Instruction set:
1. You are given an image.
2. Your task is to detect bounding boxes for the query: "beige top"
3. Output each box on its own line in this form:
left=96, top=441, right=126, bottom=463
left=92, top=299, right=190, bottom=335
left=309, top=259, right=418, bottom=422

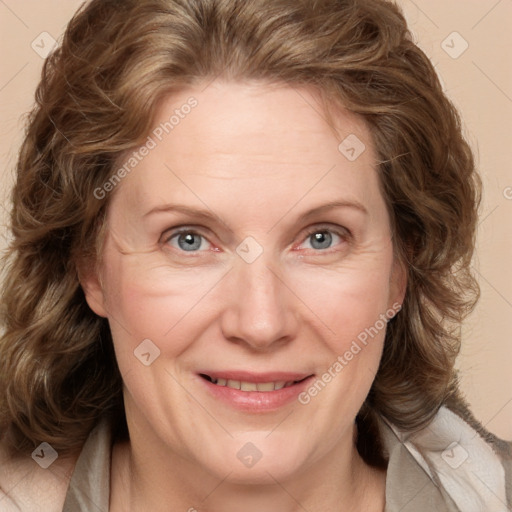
left=1, top=406, right=511, bottom=511
left=62, top=406, right=512, bottom=512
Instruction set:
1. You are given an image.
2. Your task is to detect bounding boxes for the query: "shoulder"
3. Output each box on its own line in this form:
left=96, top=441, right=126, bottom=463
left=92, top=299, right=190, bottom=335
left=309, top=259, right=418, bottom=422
left=0, top=434, right=78, bottom=512
left=379, top=405, right=512, bottom=511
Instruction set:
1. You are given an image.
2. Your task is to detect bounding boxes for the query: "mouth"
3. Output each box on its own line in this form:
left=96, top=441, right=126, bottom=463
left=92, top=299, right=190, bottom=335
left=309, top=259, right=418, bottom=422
left=197, top=371, right=314, bottom=411
left=199, top=374, right=309, bottom=392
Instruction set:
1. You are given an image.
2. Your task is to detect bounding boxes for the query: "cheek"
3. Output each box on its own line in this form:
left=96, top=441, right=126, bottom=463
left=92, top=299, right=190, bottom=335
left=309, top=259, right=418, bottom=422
left=290, top=258, right=394, bottom=352
left=102, top=253, right=225, bottom=366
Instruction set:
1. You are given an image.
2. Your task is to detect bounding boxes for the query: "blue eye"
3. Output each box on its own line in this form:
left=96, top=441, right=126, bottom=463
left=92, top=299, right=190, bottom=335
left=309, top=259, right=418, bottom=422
left=309, top=231, right=334, bottom=250
left=163, top=226, right=348, bottom=255
left=167, top=231, right=208, bottom=252
left=299, top=228, right=346, bottom=251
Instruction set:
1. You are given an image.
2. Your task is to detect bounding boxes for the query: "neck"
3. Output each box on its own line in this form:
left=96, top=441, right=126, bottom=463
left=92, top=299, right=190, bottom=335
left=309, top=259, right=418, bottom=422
left=110, top=420, right=386, bottom=512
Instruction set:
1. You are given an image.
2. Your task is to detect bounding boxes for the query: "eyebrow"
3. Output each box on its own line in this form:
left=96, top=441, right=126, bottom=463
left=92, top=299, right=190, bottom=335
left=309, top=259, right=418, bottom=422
left=143, top=200, right=368, bottom=224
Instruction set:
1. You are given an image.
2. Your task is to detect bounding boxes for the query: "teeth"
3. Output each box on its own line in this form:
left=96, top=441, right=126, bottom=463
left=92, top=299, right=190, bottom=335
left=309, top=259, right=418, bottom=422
left=256, top=382, right=275, bottom=392
left=240, top=381, right=258, bottom=391
left=210, top=378, right=298, bottom=392
left=227, top=379, right=241, bottom=390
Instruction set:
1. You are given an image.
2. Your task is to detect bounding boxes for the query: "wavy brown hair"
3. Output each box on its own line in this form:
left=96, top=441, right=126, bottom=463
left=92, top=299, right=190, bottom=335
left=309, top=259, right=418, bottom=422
left=0, top=0, right=486, bottom=464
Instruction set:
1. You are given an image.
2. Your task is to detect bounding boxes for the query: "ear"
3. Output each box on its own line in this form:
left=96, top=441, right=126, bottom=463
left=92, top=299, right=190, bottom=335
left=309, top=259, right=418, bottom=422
left=388, top=255, right=407, bottom=311
left=77, top=260, right=109, bottom=318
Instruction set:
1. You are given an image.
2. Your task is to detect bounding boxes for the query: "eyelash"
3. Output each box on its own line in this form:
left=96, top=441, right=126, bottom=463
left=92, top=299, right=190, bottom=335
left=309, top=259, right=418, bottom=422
left=299, top=225, right=350, bottom=252
left=163, top=224, right=350, bottom=255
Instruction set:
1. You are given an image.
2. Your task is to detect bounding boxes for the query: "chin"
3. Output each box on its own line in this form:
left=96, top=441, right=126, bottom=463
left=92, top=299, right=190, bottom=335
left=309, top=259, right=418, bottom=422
left=195, top=433, right=311, bottom=485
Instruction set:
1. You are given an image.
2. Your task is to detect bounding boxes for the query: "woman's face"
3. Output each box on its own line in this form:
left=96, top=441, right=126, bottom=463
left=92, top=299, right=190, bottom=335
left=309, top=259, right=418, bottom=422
left=84, top=80, right=405, bottom=483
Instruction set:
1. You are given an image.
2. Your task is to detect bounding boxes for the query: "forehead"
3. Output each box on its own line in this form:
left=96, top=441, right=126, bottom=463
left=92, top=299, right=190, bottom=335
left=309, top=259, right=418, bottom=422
left=111, top=81, right=383, bottom=218
left=152, top=80, right=369, bottom=164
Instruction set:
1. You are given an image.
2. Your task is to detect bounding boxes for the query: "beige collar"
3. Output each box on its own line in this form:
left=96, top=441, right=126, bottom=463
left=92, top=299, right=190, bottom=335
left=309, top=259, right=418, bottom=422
left=63, top=406, right=511, bottom=512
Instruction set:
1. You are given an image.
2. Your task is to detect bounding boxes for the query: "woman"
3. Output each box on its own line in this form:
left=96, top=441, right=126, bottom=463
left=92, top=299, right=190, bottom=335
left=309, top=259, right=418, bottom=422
left=0, top=0, right=510, bottom=510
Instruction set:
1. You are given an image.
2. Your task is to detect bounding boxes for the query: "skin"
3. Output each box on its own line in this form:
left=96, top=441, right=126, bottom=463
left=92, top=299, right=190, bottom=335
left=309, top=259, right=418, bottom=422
left=82, top=80, right=406, bottom=512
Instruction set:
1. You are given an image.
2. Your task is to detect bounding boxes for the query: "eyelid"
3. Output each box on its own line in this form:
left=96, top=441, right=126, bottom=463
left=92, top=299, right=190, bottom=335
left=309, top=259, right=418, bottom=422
left=162, top=224, right=210, bottom=238
left=294, top=223, right=351, bottom=251
left=161, top=223, right=351, bottom=253
left=161, top=226, right=216, bottom=251
left=301, top=223, right=350, bottom=238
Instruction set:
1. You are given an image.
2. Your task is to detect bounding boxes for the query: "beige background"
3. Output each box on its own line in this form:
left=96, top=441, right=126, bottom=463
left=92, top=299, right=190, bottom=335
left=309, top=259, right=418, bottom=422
left=1, top=1, right=511, bottom=439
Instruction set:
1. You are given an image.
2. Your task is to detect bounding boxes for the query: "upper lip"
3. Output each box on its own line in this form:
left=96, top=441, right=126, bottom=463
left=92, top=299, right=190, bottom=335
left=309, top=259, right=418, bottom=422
left=198, top=371, right=313, bottom=383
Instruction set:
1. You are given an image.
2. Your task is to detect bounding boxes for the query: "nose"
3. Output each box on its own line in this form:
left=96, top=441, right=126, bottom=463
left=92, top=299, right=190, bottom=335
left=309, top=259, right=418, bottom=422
left=219, top=251, right=299, bottom=351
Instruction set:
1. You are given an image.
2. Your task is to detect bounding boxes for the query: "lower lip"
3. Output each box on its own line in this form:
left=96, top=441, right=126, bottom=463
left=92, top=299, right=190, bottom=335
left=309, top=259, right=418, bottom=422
left=199, top=376, right=314, bottom=412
